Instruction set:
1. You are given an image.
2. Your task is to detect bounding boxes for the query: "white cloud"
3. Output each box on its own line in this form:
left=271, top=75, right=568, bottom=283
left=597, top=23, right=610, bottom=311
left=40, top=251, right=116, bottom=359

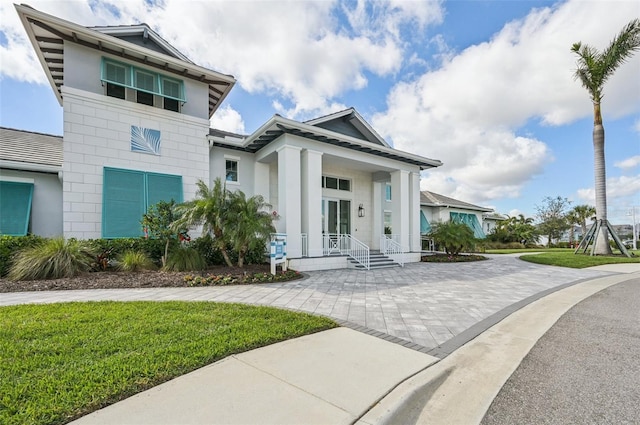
left=374, top=0, right=639, bottom=207
left=209, top=105, right=246, bottom=135
left=577, top=175, right=640, bottom=204
left=615, top=156, right=640, bottom=170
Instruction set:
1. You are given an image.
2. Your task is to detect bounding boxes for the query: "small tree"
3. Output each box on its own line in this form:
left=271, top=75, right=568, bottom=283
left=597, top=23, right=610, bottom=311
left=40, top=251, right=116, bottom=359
left=141, top=200, right=185, bottom=268
left=430, top=221, right=475, bottom=255
left=173, top=178, right=234, bottom=267
left=570, top=204, right=596, bottom=236
left=536, top=196, right=571, bottom=247
left=228, top=191, right=275, bottom=267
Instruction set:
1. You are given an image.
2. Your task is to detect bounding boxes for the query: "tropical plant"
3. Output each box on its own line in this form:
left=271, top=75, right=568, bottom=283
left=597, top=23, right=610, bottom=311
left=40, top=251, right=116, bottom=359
left=535, top=196, right=571, bottom=248
left=173, top=178, right=234, bottom=267
left=489, top=214, right=539, bottom=245
left=8, top=238, right=95, bottom=281
left=227, top=190, right=274, bottom=267
left=164, top=245, right=207, bottom=272
left=141, top=200, right=187, bottom=268
left=567, top=204, right=596, bottom=245
left=430, top=221, right=476, bottom=256
left=571, top=19, right=640, bottom=256
left=116, top=250, right=156, bottom=272
left=0, top=235, right=45, bottom=277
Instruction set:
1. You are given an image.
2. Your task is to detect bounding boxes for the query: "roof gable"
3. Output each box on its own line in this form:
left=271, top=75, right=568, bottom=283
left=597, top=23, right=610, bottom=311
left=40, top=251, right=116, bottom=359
left=92, top=24, right=191, bottom=62
left=15, top=4, right=235, bottom=118
left=304, top=108, right=390, bottom=147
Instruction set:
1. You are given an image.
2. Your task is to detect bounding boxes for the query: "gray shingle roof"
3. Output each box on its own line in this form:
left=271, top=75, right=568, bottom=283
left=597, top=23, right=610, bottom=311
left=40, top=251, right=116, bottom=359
left=421, top=190, right=493, bottom=212
left=0, top=127, right=63, bottom=168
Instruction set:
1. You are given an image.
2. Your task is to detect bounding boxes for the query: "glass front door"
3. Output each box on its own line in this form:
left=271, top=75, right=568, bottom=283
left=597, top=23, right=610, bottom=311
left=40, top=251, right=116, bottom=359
left=322, top=198, right=351, bottom=235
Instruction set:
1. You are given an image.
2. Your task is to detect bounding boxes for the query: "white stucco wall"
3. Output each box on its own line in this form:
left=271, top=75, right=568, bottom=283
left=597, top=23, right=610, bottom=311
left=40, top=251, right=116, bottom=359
left=209, top=147, right=256, bottom=195
left=64, top=43, right=210, bottom=120
left=61, top=86, right=210, bottom=239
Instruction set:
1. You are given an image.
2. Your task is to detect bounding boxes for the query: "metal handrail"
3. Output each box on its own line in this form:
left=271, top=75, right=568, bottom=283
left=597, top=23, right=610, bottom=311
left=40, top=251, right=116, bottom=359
left=323, top=233, right=370, bottom=270
left=380, top=234, right=404, bottom=267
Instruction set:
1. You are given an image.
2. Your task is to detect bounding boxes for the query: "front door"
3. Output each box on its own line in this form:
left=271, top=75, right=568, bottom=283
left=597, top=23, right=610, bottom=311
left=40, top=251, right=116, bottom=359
left=322, top=198, right=351, bottom=235
left=322, top=199, right=351, bottom=254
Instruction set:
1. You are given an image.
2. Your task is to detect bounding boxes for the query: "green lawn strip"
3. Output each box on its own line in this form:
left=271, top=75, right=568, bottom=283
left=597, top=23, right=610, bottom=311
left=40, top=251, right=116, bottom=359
left=485, top=248, right=573, bottom=254
left=519, top=251, right=640, bottom=268
left=0, top=301, right=337, bottom=425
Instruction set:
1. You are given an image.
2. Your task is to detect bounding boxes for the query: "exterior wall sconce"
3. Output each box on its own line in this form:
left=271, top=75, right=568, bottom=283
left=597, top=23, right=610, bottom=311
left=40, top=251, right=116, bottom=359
left=358, top=204, right=365, bottom=217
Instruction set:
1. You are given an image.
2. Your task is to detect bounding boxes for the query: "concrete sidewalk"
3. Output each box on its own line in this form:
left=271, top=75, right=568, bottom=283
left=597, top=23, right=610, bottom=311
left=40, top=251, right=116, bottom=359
left=70, top=328, right=438, bottom=425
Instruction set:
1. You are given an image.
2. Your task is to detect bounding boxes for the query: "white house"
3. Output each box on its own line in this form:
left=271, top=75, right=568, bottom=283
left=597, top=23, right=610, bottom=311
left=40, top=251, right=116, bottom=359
left=0, top=5, right=443, bottom=271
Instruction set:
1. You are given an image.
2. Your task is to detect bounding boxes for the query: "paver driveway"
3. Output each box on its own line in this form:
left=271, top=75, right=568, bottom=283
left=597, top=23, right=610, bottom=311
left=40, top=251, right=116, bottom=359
left=1, top=255, right=612, bottom=349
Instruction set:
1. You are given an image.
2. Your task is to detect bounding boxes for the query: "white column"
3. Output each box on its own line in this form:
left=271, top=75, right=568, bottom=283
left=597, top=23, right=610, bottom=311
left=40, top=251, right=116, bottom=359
left=372, top=181, right=383, bottom=250
left=409, top=171, right=421, bottom=252
left=301, top=149, right=323, bottom=257
left=254, top=161, right=270, bottom=199
left=391, top=170, right=410, bottom=251
left=277, top=145, right=302, bottom=258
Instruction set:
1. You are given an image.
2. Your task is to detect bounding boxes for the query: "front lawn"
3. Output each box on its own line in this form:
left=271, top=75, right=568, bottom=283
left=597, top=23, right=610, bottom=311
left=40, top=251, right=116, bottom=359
left=0, top=302, right=337, bottom=425
left=485, top=248, right=573, bottom=254
left=519, top=251, right=640, bottom=268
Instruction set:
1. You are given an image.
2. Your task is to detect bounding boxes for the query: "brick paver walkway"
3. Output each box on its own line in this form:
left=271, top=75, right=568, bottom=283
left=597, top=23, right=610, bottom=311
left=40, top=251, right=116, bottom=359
left=1, top=255, right=611, bottom=349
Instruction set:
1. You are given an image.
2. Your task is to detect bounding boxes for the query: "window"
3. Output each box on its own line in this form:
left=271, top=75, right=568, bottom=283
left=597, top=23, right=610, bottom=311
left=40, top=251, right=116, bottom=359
left=385, top=183, right=392, bottom=201
left=0, top=181, right=33, bottom=236
left=420, top=210, right=431, bottom=234
left=101, top=58, right=185, bottom=112
left=322, top=176, right=351, bottom=192
left=384, top=211, right=392, bottom=235
left=102, top=168, right=182, bottom=238
left=225, top=160, right=238, bottom=182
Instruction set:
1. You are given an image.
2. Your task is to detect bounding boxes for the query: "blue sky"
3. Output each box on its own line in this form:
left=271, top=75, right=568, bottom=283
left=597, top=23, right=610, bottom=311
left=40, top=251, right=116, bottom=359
left=1, top=0, right=639, bottom=226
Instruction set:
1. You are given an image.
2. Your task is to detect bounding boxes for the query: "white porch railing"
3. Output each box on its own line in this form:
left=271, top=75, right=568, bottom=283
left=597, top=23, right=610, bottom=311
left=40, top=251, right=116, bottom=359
left=380, top=234, right=405, bottom=267
left=323, top=233, right=370, bottom=270
left=300, top=233, right=308, bottom=257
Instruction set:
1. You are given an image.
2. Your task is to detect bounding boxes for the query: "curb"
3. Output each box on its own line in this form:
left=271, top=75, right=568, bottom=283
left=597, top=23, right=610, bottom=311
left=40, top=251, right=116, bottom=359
left=356, top=272, right=638, bottom=425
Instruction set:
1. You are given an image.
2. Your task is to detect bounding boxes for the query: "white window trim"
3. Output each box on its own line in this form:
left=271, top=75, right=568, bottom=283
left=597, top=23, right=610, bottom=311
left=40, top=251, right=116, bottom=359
left=224, top=156, right=240, bottom=185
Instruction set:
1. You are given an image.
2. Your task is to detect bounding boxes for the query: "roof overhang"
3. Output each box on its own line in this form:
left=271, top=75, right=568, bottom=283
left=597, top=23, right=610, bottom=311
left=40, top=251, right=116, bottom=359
left=208, top=115, right=443, bottom=170
left=15, top=4, right=235, bottom=118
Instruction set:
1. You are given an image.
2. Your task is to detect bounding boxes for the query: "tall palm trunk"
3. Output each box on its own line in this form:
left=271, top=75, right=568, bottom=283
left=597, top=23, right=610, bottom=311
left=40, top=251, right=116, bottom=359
left=592, top=104, right=612, bottom=254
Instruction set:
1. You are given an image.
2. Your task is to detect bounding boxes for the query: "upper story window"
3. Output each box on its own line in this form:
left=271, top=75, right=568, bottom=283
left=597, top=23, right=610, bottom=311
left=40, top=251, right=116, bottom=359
left=101, top=58, right=186, bottom=113
left=322, top=176, right=351, bottom=192
left=225, top=159, right=238, bottom=183
left=385, top=183, right=392, bottom=201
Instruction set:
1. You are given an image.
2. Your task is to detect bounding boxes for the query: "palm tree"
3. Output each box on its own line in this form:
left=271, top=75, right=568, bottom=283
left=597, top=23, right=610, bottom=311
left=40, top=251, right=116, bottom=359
left=228, top=190, right=275, bottom=267
left=570, top=204, right=596, bottom=236
left=571, top=19, right=640, bottom=256
left=173, top=178, right=234, bottom=267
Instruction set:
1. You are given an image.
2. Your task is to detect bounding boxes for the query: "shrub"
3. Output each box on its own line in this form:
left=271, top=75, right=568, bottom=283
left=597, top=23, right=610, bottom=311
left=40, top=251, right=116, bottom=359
left=8, top=238, right=95, bottom=281
left=116, top=250, right=156, bottom=272
left=430, top=221, right=476, bottom=255
left=87, top=238, right=166, bottom=266
left=164, top=245, right=207, bottom=272
left=0, top=235, right=45, bottom=277
left=191, top=235, right=267, bottom=267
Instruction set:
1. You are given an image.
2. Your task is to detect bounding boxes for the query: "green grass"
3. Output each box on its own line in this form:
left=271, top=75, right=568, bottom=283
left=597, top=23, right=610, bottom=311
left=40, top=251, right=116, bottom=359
left=485, top=248, right=573, bottom=254
left=0, top=302, right=337, bottom=425
left=519, top=251, right=640, bottom=268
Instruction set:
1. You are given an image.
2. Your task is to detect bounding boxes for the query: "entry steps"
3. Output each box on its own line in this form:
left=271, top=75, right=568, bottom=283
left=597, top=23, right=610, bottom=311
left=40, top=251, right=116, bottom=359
left=349, top=251, right=401, bottom=269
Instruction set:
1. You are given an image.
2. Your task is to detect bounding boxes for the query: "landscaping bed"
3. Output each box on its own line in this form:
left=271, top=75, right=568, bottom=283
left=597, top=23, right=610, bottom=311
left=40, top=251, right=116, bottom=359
left=421, top=253, right=488, bottom=263
left=0, top=264, right=303, bottom=293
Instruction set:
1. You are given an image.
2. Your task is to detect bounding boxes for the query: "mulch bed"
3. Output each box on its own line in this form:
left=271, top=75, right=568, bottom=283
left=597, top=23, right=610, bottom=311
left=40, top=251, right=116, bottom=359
left=421, top=253, right=487, bottom=263
left=0, top=264, right=300, bottom=293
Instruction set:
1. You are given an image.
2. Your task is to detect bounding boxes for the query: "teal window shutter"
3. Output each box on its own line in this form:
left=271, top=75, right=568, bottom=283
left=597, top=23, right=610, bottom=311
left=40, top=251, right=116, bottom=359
left=147, top=172, right=183, bottom=207
left=420, top=210, right=431, bottom=234
left=103, top=168, right=146, bottom=238
left=449, top=211, right=485, bottom=238
left=0, top=181, right=33, bottom=236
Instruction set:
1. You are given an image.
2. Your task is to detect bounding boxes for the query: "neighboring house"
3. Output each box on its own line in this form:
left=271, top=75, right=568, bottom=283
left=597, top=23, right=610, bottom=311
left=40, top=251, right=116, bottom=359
left=420, top=191, right=494, bottom=239
left=482, top=212, right=509, bottom=236
left=1, top=5, right=443, bottom=271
